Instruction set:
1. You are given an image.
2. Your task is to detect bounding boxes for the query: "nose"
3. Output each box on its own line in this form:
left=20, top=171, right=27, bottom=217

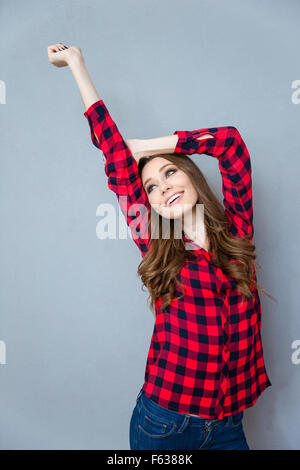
left=161, top=183, right=171, bottom=195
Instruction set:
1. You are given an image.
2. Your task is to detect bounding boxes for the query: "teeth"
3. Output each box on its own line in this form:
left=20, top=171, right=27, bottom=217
left=167, top=192, right=183, bottom=206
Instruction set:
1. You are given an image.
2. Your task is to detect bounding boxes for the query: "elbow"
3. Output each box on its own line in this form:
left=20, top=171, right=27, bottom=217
left=228, top=126, right=242, bottom=141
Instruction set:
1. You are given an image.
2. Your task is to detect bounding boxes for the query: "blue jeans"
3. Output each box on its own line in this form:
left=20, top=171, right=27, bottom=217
left=130, top=389, right=250, bottom=450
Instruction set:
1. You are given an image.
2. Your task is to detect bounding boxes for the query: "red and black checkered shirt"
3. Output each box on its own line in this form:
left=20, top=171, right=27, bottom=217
left=84, top=99, right=272, bottom=419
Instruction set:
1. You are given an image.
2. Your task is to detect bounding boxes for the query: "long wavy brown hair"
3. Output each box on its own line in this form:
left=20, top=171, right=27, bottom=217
left=137, top=152, right=276, bottom=315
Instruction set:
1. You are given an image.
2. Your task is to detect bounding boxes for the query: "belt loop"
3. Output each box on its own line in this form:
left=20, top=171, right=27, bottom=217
left=227, top=414, right=233, bottom=425
left=177, top=415, right=190, bottom=433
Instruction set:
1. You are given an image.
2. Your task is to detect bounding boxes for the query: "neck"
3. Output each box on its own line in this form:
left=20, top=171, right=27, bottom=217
left=183, top=204, right=209, bottom=250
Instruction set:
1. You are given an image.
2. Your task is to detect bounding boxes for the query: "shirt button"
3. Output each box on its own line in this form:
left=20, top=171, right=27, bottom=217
left=217, top=276, right=221, bottom=279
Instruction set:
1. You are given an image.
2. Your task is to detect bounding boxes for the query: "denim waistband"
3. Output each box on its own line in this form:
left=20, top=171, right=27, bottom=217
left=136, top=389, right=243, bottom=426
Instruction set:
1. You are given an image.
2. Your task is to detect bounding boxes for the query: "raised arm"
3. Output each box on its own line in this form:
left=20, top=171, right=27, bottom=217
left=47, top=43, right=151, bottom=256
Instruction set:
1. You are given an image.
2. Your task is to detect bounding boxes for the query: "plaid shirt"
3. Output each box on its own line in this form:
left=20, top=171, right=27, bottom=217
left=84, top=99, right=272, bottom=419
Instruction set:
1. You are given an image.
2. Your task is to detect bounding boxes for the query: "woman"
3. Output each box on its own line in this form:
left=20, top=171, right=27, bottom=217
left=47, top=43, right=274, bottom=450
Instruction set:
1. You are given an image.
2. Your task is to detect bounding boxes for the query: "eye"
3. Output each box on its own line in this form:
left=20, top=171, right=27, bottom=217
left=146, top=168, right=177, bottom=194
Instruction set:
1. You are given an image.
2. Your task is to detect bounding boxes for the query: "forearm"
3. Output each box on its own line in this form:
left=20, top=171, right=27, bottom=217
left=68, top=56, right=100, bottom=111
left=139, top=135, right=179, bottom=157
left=135, top=132, right=216, bottom=160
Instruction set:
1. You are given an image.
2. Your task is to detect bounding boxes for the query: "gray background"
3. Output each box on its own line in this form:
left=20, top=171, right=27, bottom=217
left=0, top=0, right=299, bottom=450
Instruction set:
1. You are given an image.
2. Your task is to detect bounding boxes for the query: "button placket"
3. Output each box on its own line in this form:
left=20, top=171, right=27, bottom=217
left=220, top=292, right=230, bottom=358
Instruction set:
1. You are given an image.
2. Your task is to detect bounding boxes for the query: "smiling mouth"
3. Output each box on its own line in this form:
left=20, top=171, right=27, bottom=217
left=165, top=191, right=185, bottom=207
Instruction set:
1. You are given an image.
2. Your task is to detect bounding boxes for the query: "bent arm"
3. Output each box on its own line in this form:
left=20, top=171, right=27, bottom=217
left=138, top=128, right=253, bottom=241
left=173, top=126, right=254, bottom=241
left=130, top=133, right=213, bottom=158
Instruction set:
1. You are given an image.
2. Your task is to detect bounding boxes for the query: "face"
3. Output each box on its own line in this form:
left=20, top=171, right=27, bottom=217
left=141, top=157, right=198, bottom=219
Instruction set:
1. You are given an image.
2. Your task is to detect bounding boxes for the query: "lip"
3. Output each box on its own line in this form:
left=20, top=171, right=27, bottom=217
left=165, top=191, right=184, bottom=207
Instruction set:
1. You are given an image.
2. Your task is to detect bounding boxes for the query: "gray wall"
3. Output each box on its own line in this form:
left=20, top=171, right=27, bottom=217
left=0, top=0, right=299, bottom=450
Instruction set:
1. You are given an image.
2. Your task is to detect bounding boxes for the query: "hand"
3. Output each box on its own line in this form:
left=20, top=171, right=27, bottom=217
left=125, top=138, right=146, bottom=163
left=47, top=43, right=83, bottom=68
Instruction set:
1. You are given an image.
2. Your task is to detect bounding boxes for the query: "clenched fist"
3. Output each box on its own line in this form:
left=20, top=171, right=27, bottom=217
left=47, top=43, right=83, bottom=68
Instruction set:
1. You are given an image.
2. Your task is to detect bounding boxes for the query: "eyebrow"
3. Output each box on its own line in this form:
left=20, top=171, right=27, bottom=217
left=143, top=164, right=173, bottom=187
